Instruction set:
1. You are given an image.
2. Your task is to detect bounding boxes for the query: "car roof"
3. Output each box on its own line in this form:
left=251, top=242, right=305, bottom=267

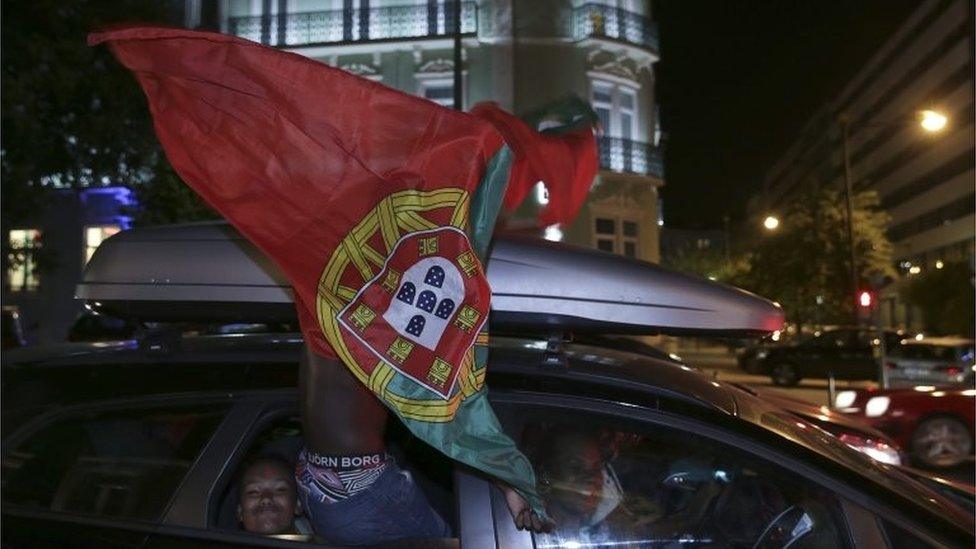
left=77, top=222, right=783, bottom=337
left=3, top=332, right=737, bottom=415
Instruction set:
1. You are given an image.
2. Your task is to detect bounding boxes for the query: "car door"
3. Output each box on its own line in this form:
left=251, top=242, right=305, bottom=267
left=479, top=392, right=964, bottom=549
left=794, top=331, right=844, bottom=378
left=845, top=330, right=882, bottom=380
left=1, top=396, right=233, bottom=547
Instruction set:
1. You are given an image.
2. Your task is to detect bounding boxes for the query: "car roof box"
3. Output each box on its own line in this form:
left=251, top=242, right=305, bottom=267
left=77, top=222, right=783, bottom=336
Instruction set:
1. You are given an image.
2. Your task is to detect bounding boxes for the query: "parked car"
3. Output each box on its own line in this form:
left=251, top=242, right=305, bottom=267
left=574, top=334, right=906, bottom=466
left=885, top=337, right=975, bottom=388
left=754, top=327, right=904, bottom=386
left=3, top=222, right=971, bottom=547
left=834, top=386, right=975, bottom=469
left=67, top=310, right=139, bottom=342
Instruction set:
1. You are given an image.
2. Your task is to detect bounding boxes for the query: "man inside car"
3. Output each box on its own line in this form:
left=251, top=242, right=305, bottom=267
left=238, top=455, right=308, bottom=537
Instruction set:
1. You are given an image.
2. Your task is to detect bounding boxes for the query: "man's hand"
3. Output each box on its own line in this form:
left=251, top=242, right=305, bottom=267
left=498, top=483, right=554, bottom=533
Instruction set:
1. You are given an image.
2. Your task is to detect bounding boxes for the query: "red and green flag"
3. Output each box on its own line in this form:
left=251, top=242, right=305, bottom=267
left=473, top=97, right=599, bottom=228
left=89, top=26, right=543, bottom=511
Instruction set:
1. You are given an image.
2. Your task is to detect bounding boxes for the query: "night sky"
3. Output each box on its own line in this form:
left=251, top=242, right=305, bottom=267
left=654, top=0, right=919, bottom=230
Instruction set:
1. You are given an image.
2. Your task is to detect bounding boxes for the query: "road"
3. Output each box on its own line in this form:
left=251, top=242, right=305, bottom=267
left=677, top=347, right=975, bottom=486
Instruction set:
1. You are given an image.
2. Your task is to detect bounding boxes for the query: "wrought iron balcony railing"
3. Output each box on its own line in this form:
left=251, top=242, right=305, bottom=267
left=573, top=3, right=659, bottom=53
left=228, top=2, right=477, bottom=47
left=598, top=137, right=664, bottom=178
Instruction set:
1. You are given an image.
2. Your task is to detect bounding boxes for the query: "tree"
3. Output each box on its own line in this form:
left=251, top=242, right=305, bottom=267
left=736, top=188, right=895, bottom=328
left=1, top=0, right=214, bottom=274
left=663, top=247, right=748, bottom=284
left=901, top=262, right=975, bottom=336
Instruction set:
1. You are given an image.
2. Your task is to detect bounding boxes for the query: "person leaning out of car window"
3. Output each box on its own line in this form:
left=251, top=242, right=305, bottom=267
left=238, top=455, right=315, bottom=540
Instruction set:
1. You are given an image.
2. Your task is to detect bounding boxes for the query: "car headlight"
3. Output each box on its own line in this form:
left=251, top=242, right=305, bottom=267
left=865, top=396, right=890, bottom=417
left=834, top=390, right=857, bottom=409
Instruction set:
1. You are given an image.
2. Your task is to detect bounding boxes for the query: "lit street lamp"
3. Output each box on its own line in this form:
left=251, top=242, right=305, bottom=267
left=918, top=110, right=948, bottom=133
left=838, top=108, right=949, bottom=325
left=763, top=215, right=780, bottom=231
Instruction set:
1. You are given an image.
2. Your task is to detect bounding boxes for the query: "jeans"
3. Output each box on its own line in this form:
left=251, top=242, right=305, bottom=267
left=297, top=456, right=453, bottom=545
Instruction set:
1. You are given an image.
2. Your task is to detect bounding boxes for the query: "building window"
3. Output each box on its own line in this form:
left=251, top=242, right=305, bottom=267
left=7, top=229, right=41, bottom=292
left=594, top=217, right=640, bottom=258
left=591, top=80, right=639, bottom=140
left=417, top=72, right=457, bottom=108
left=84, top=225, right=121, bottom=265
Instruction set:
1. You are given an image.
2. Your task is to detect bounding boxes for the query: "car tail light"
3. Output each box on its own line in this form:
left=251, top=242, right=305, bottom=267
left=837, top=433, right=902, bottom=466
left=938, top=365, right=963, bottom=376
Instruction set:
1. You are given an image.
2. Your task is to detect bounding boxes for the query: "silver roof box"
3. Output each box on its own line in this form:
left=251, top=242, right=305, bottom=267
left=77, top=222, right=783, bottom=337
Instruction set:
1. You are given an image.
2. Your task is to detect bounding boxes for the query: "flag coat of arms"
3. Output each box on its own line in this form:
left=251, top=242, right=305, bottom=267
left=90, top=26, right=542, bottom=512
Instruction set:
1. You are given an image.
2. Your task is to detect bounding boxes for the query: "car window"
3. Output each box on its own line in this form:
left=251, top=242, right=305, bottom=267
left=890, top=345, right=958, bottom=361
left=880, top=519, right=939, bottom=549
left=2, top=404, right=228, bottom=521
left=502, top=409, right=850, bottom=548
left=214, top=414, right=457, bottom=538
left=808, top=331, right=847, bottom=348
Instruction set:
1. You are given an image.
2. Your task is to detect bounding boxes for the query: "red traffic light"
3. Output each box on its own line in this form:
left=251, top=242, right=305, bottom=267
left=858, top=291, right=873, bottom=308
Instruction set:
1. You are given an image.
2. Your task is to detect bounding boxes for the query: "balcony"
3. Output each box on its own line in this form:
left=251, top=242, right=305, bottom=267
left=598, top=137, right=664, bottom=178
left=573, top=3, right=659, bottom=53
left=228, top=2, right=477, bottom=47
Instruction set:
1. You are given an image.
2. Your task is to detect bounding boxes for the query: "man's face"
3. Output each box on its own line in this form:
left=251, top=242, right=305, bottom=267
left=546, top=433, right=605, bottom=516
left=237, top=460, right=298, bottom=535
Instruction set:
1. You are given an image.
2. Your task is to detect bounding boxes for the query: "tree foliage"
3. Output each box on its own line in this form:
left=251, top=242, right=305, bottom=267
left=901, top=262, right=975, bottom=337
left=1, top=0, right=215, bottom=271
left=734, top=188, right=895, bottom=328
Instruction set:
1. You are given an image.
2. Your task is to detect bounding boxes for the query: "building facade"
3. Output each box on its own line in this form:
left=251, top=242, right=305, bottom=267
left=751, top=0, right=974, bottom=329
left=3, top=188, right=135, bottom=344
left=3, top=0, right=664, bottom=345
left=212, top=0, right=665, bottom=260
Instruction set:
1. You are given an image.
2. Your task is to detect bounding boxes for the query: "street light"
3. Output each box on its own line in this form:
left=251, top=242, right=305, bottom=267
left=763, top=215, right=780, bottom=231
left=918, top=110, right=948, bottom=133
left=838, top=108, right=950, bottom=325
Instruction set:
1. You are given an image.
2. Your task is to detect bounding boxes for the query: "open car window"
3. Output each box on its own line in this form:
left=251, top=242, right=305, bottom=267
left=213, top=413, right=458, bottom=541
left=2, top=404, right=228, bottom=522
left=500, top=407, right=852, bottom=548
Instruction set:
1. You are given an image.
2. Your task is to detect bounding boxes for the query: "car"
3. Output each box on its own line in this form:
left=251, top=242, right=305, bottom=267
left=885, top=337, right=976, bottom=388
left=834, top=386, right=976, bottom=470
left=66, top=310, right=140, bottom=342
left=5, top=334, right=974, bottom=548
left=754, top=327, right=904, bottom=387
left=2, top=222, right=972, bottom=547
left=571, top=334, right=906, bottom=466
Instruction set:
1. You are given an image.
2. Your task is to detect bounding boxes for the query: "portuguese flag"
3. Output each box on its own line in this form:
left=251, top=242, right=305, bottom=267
left=90, top=27, right=543, bottom=512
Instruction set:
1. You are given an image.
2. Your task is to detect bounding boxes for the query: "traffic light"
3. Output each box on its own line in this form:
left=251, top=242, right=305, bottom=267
left=858, top=290, right=873, bottom=309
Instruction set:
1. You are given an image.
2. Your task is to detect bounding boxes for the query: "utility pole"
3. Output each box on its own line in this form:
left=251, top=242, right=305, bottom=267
left=452, top=0, right=462, bottom=111
left=839, top=115, right=859, bottom=327
left=722, top=214, right=731, bottom=266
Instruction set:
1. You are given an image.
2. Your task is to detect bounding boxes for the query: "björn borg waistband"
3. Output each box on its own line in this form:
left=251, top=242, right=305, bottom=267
left=303, top=450, right=388, bottom=471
